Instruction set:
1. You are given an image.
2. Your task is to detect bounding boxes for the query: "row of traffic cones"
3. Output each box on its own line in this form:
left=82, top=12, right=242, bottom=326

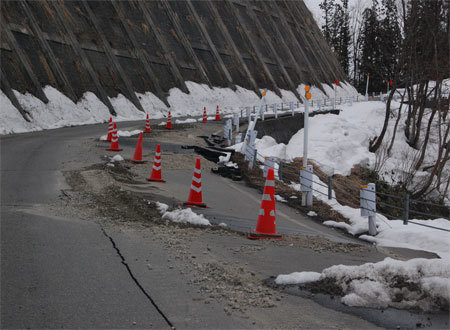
left=105, top=118, right=208, bottom=207
left=105, top=110, right=281, bottom=239
left=147, top=145, right=207, bottom=207
left=202, top=105, right=221, bottom=123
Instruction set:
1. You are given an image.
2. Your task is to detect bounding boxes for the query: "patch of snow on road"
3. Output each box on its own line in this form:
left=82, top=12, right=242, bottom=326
left=111, top=155, right=124, bottom=162
left=277, top=257, right=450, bottom=312
left=275, top=272, right=321, bottom=285
left=101, top=129, right=142, bottom=141
left=175, top=118, right=197, bottom=124
left=307, top=211, right=318, bottom=217
left=162, top=208, right=211, bottom=226
left=156, top=202, right=169, bottom=214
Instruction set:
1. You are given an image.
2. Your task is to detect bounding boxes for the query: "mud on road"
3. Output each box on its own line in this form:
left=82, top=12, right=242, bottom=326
left=54, top=148, right=383, bottom=326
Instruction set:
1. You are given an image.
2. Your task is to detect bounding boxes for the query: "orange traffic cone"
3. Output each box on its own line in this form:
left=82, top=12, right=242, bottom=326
left=145, top=114, right=151, bottom=133
left=183, top=158, right=207, bottom=208
left=202, top=106, right=207, bottom=123
left=215, top=105, right=221, bottom=121
left=131, top=132, right=146, bottom=163
left=248, top=168, right=282, bottom=239
left=106, top=117, right=113, bottom=142
left=166, top=111, right=172, bottom=129
left=107, top=122, right=122, bottom=152
left=146, top=144, right=165, bottom=182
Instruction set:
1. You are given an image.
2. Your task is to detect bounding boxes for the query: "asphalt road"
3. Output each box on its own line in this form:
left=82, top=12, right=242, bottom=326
left=1, top=121, right=441, bottom=329
left=1, top=123, right=174, bottom=328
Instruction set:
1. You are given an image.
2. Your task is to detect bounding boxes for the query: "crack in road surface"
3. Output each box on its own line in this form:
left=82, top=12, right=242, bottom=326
left=100, top=227, right=175, bottom=329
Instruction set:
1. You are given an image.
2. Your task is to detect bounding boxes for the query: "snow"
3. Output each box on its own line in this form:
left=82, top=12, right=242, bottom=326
left=156, top=202, right=169, bottom=214
left=218, top=153, right=232, bottom=164
left=275, top=195, right=287, bottom=202
left=1, top=80, right=360, bottom=136
left=219, top=222, right=228, bottom=228
left=275, top=271, right=321, bottom=285
left=288, top=176, right=450, bottom=259
left=285, top=101, right=384, bottom=176
left=277, top=257, right=450, bottom=312
left=100, top=129, right=141, bottom=141
left=175, top=118, right=197, bottom=124
left=111, top=154, right=124, bottom=162
left=307, top=211, right=318, bottom=217
left=162, top=208, right=211, bottom=226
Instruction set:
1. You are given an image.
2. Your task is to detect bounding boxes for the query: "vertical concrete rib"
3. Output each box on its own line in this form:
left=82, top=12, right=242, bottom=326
left=20, top=1, right=77, bottom=102
left=111, top=0, right=169, bottom=107
left=244, top=0, right=300, bottom=100
left=226, top=0, right=281, bottom=97
left=0, top=68, right=31, bottom=122
left=207, top=0, right=260, bottom=95
left=48, top=0, right=116, bottom=115
left=260, top=1, right=306, bottom=86
left=138, top=1, right=189, bottom=94
left=185, top=0, right=236, bottom=90
left=162, top=0, right=212, bottom=88
left=282, top=0, right=331, bottom=82
left=81, top=0, right=144, bottom=112
left=271, top=1, right=322, bottom=88
left=0, top=19, right=49, bottom=103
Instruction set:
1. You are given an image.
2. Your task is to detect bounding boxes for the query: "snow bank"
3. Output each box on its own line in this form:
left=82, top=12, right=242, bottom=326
left=288, top=176, right=450, bottom=259
left=162, top=208, right=211, bottom=226
left=0, top=91, right=37, bottom=134
left=285, top=101, right=383, bottom=176
left=277, top=257, right=450, bottom=312
left=1, top=80, right=358, bottom=136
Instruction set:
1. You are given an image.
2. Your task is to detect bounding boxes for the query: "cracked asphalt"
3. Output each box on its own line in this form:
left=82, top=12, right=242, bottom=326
left=1, top=119, right=443, bottom=329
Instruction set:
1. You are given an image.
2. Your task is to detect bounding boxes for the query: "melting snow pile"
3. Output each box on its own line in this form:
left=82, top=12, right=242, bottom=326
left=276, top=257, right=450, bottom=312
left=162, top=208, right=211, bottom=226
left=100, top=129, right=141, bottom=141
left=156, top=202, right=210, bottom=226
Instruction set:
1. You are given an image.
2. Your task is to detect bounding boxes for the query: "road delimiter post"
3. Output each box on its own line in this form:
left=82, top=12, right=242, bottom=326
left=360, top=183, right=377, bottom=235
left=290, top=101, right=294, bottom=116
left=273, top=103, right=278, bottom=119
left=328, top=176, right=333, bottom=200
left=300, top=165, right=313, bottom=207
left=403, top=194, right=409, bottom=225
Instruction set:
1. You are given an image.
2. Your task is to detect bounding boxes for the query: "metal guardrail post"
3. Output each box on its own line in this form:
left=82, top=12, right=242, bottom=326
left=278, top=161, right=283, bottom=181
left=403, top=194, right=409, bottom=225
left=360, top=183, right=377, bottom=235
left=328, top=176, right=332, bottom=200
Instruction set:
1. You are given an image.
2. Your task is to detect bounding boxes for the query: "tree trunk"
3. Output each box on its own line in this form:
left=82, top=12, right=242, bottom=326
left=387, top=89, right=406, bottom=155
left=369, top=87, right=395, bottom=153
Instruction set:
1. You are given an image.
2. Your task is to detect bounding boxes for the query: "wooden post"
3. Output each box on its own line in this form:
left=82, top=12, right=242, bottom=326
left=244, top=2, right=301, bottom=100
left=207, top=1, right=260, bottom=96
left=111, top=1, right=169, bottom=107
left=271, top=2, right=322, bottom=88
left=81, top=0, right=144, bottom=112
left=0, top=68, right=31, bottom=122
left=138, top=1, right=189, bottom=94
left=162, top=0, right=212, bottom=88
left=0, top=19, right=48, bottom=103
left=226, top=0, right=281, bottom=97
left=19, top=1, right=77, bottom=102
left=49, top=1, right=116, bottom=115
left=185, top=0, right=236, bottom=90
